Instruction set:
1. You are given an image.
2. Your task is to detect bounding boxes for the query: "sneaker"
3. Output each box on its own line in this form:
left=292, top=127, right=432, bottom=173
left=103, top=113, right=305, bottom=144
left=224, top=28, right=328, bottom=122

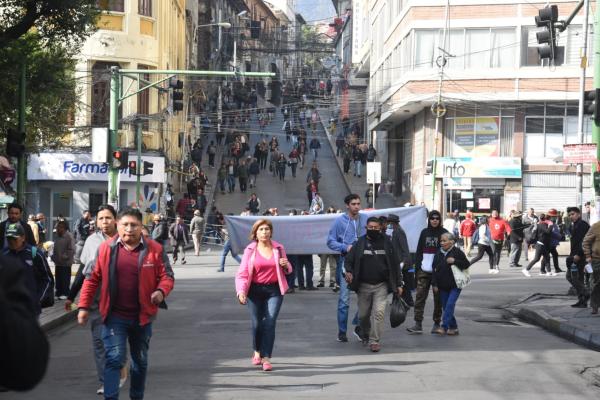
left=216, top=268, right=224, bottom=272
left=539, top=272, right=547, bottom=276
left=488, top=269, right=494, bottom=274
left=352, top=326, right=362, bottom=341
left=329, top=282, right=336, bottom=288
left=369, top=343, right=381, bottom=352
left=96, top=386, right=104, bottom=395
left=446, top=329, right=459, bottom=336
left=119, top=377, right=127, bottom=388
left=493, top=269, right=500, bottom=274
left=406, top=322, right=423, bottom=334
left=332, top=285, right=340, bottom=293
left=58, top=295, right=68, bottom=300
left=317, top=282, right=325, bottom=288
left=337, top=332, right=348, bottom=342
left=555, top=268, right=564, bottom=274
left=521, top=269, right=531, bottom=277
left=182, top=259, right=187, bottom=265
left=431, top=323, right=444, bottom=334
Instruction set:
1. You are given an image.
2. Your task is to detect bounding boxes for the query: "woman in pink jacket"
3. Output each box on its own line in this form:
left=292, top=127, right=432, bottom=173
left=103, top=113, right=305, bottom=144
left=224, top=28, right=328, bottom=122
left=235, top=219, right=293, bottom=371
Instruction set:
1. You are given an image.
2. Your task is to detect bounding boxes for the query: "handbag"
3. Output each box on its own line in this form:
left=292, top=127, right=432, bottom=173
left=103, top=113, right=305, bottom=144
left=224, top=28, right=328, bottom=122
left=389, top=293, right=409, bottom=328
left=451, top=265, right=471, bottom=289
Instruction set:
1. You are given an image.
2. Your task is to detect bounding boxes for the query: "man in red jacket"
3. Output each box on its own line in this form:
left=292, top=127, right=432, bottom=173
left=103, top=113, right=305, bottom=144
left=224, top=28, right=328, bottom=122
left=459, top=212, right=477, bottom=256
left=489, top=210, right=511, bottom=272
left=77, top=208, right=174, bottom=400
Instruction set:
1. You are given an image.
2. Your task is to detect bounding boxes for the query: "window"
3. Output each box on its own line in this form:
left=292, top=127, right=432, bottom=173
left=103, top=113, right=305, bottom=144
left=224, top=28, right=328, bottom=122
left=566, top=25, right=594, bottom=66
left=465, top=29, right=489, bottom=68
left=524, top=103, right=593, bottom=160
left=97, top=0, right=124, bottom=12
left=491, top=28, right=516, bottom=68
left=415, top=30, right=437, bottom=69
left=137, top=65, right=150, bottom=130
left=91, top=62, right=121, bottom=127
left=139, top=0, right=152, bottom=17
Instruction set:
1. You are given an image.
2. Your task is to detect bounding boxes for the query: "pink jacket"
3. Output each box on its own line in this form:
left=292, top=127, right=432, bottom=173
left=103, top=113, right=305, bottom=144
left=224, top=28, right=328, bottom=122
left=235, top=240, right=293, bottom=296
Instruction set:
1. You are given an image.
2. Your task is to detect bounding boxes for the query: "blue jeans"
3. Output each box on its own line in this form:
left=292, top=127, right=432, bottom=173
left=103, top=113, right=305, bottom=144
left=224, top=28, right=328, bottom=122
left=296, top=255, right=314, bottom=288
left=354, top=160, right=362, bottom=176
left=247, top=283, right=283, bottom=358
left=227, top=175, right=236, bottom=192
left=218, top=178, right=225, bottom=192
left=102, top=316, right=152, bottom=400
left=439, top=288, right=462, bottom=330
left=219, top=240, right=241, bottom=270
left=336, top=256, right=358, bottom=334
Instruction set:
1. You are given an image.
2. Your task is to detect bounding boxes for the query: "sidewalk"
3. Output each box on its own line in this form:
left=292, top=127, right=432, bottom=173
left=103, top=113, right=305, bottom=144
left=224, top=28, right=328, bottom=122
left=317, top=106, right=399, bottom=209
left=504, top=293, right=600, bottom=351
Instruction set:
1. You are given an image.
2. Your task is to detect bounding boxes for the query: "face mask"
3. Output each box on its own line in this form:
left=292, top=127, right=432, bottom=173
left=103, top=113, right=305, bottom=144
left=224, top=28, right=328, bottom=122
left=366, top=229, right=381, bottom=240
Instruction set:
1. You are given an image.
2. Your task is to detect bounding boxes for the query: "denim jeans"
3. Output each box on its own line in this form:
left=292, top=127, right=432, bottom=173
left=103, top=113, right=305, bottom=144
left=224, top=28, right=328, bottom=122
left=90, top=312, right=105, bottom=384
left=219, top=240, right=241, bottom=270
left=296, top=255, right=314, bottom=288
left=247, top=283, right=283, bottom=358
left=218, top=179, right=225, bottom=192
left=509, top=242, right=522, bottom=266
left=336, top=256, right=358, bottom=334
left=102, top=316, right=152, bottom=400
left=439, top=288, right=461, bottom=330
left=354, top=160, right=361, bottom=176
left=227, top=175, right=236, bottom=192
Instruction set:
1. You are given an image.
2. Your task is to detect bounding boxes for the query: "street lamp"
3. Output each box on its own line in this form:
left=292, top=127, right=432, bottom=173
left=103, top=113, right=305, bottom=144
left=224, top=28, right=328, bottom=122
left=198, top=22, right=232, bottom=29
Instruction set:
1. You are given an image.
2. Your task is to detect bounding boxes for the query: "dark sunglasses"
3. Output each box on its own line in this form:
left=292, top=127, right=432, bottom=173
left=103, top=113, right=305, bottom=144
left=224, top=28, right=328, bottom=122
left=430, top=217, right=440, bottom=221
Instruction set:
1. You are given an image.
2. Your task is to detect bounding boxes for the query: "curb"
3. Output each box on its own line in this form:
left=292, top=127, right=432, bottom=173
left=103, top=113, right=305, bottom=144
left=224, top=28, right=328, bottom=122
left=512, top=307, right=600, bottom=352
left=41, top=309, right=77, bottom=333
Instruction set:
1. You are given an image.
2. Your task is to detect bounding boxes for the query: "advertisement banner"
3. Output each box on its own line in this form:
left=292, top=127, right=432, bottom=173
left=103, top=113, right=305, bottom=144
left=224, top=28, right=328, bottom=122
left=28, top=152, right=166, bottom=183
left=434, top=157, right=521, bottom=178
left=225, top=206, right=428, bottom=255
left=454, top=117, right=499, bottom=157
left=563, top=143, right=597, bottom=164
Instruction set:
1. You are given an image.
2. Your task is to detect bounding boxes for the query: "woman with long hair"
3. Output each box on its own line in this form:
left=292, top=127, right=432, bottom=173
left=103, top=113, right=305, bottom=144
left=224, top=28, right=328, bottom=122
left=469, top=217, right=496, bottom=273
left=235, top=219, right=293, bottom=371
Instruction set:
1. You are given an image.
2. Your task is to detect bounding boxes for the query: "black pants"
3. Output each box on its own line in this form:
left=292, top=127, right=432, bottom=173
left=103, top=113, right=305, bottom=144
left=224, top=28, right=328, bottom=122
left=296, top=255, right=314, bottom=288
left=260, top=155, right=267, bottom=169
left=470, top=245, right=494, bottom=269
left=493, top=240, right=504, bottom=267
left=209, top=153, right=215, bottom=167
left=526, top=243, right=549, bottom=272
left=239, top=177, right=247, bottom=192
left=343, top=158, right=351, bottom=173
left=543, top=246, right=560, bottom=272
left=55, top=265, right=72, bottom=297
left=566, top=256, right=588, bottom=299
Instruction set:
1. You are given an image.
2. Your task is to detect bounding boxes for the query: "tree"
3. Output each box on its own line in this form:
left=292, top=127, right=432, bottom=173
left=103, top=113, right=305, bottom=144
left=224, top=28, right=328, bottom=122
left=0, top=0, right=100, bottom=49
left=0, top=34, right=80, bottom=152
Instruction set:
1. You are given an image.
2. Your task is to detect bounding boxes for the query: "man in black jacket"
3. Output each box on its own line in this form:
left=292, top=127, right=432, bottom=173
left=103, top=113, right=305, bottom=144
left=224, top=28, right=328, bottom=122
left=345, top=217, right=403, bottom=352
left=566, top=206, right=590, bottom=307
left=0, top=258, right=49, bottom=391
left=0, top=202, right=36, bottom=247
left=387, top=214, right=413, bottom=306
left=508, top=212, right=528, bottom=268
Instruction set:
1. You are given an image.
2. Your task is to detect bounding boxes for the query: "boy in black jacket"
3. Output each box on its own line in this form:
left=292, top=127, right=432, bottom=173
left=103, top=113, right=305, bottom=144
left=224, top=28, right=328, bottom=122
left=566, top=206, right=590, bottom=307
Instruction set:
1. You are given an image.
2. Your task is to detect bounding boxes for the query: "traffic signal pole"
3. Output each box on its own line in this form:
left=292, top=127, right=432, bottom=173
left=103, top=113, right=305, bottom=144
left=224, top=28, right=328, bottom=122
left=16, top=62, right=26, bottom=205
left=576, top=0, right=590, bottom=211
left=594, top=0, right=600, bottom=218
left=108, top=67, right=275, bottom=209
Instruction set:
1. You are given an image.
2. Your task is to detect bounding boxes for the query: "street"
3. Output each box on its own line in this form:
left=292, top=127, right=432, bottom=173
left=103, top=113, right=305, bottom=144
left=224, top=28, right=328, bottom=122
left=6, top=254, right=600, bottom=400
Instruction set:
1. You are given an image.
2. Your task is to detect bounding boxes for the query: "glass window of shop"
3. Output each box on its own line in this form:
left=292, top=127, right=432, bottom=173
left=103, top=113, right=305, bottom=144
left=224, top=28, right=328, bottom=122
left=51, top=191, right=72, bottom=240
left=446, top=188, right=503, bottom=216
left=524, top=102, right=593, bottom=161
left=443, top=104, right=515, bottom=157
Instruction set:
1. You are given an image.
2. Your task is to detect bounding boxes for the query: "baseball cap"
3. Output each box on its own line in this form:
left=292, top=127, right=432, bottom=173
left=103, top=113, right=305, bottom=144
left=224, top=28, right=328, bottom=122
left=6, top=223, right=25, bottom=238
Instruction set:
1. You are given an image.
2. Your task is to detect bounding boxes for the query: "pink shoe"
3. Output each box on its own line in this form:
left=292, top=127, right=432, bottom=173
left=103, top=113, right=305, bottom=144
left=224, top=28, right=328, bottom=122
left=262, top=361, right=272, bottom=371
left=252, top=355, right=261, bottom=366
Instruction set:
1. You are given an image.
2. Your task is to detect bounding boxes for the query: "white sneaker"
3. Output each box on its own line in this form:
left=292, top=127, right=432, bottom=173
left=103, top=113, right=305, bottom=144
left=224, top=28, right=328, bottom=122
left=119, top=376, right=127, bottom=388
left=96, top=386, right=104, bottom=395
left=58, top=295, right=67, bottom=300
left=493, top=269, right=500, bottom=274
left=488, top=269, right=495, bottom=274
left=521, top=269, right=531, bottom=277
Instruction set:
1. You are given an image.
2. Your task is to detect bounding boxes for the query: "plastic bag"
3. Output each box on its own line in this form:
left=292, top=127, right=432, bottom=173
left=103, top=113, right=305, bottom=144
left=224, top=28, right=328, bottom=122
left=390, top=293, right=409, bottom=328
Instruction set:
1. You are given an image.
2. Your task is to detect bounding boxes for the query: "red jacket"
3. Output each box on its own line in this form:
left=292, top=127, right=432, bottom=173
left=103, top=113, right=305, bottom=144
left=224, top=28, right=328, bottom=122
left=459, top=218, right=477, bottom=237
left=489, top=217, right=511, bottom=241
left=79, top=237, right=174, bottom=326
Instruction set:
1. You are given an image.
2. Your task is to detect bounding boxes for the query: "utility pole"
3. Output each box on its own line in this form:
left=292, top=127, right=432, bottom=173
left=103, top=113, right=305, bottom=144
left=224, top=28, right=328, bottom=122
left=430, top=0, right=450, bottom=209
left=576, top=0, right=590, bottom=210
left=136, top=120, right=142, bottom=206
left=108, top=67, right=120, bottom=208
left=16, top=62, right=26, bottom=205
left=593, top=0, right=600, bottom=219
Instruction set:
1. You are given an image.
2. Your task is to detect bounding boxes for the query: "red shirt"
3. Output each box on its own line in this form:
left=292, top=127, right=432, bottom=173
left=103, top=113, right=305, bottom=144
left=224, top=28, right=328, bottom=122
left=460, top=218, right=477, bottom=237
left=489, top=217, right=511, bottom=241
left=113, top=243, right=140, bottom=320
left=252, top=250, right=278, bottom=285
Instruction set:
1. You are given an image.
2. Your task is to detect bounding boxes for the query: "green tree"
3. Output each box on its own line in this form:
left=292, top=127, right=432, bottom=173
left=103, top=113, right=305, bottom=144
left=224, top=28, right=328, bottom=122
left=0, top=0, right=100, bottom=49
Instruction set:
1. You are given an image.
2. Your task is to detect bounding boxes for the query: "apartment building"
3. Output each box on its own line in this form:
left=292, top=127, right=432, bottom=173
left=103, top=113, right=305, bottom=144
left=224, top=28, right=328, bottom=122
left=26, top=0, right=187, bottom=230
left=365, top=0, right=594, bottom=215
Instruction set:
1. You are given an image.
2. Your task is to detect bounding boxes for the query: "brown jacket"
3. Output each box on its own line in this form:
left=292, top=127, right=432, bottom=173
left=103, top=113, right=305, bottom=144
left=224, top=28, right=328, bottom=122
left=582, top=221, right=600, bottom=261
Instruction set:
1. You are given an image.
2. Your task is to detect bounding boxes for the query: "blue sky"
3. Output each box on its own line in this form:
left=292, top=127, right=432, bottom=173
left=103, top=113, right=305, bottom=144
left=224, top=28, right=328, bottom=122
left=296, top=0, right=336, bottom=23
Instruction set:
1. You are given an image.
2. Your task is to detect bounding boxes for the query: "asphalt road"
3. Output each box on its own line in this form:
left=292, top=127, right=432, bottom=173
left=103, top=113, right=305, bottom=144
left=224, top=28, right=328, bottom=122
left=6, top=254, right=600, bottom=400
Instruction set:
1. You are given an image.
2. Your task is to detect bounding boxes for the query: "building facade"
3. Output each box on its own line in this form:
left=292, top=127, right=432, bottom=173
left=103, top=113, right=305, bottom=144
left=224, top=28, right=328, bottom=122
left=364, top=0, right=594, bottom=215
left=27, top=0, right=187, bottom=233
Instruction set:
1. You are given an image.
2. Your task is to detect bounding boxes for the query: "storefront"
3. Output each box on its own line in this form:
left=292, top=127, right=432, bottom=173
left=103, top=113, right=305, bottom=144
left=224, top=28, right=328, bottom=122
left=27, top=152, right=166, bottom=239
left=435, top=157, right=522, bottom=216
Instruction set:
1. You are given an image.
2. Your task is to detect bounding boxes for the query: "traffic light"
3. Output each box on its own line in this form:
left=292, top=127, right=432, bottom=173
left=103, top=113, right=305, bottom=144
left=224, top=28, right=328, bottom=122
left=426, top=160, right=434, bottom=174
left=6, top=128, right=25, bottom=157
left=128, top=160, right=137, bottom=176
left=584, top=89, right=600, bottom=126
left=141, top=161, right=154, bottom=176
left=169, top=77, right=184, bottom=113
left=111, top=150, right=129, bottom=169
left=535, top=5, right=558, bottom=61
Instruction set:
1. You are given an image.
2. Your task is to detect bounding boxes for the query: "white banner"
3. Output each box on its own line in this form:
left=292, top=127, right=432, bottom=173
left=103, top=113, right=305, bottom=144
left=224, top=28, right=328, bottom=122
left=225, top=206, right=428, bottom=255
left=28, top=152, right=166, bottom=183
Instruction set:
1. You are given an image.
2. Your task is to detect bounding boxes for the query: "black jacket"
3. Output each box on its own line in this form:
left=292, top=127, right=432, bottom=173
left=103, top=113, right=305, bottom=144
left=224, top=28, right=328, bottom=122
left=0, top=219, right=36, bottom=247
left=533, top=221, right=552, bottom=247
left=391, top=226, right=411, bottom=267
left=415, top=224, right=448, bottom=271
left=432, top=246, right=470, bottom=290
left=508, top=217, right=529, bottom=244
left=0, top=258, right=49, bottom=391
left=569, top=218, right=590, bottom=258
left=345, top=235, right=403, bottom=293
